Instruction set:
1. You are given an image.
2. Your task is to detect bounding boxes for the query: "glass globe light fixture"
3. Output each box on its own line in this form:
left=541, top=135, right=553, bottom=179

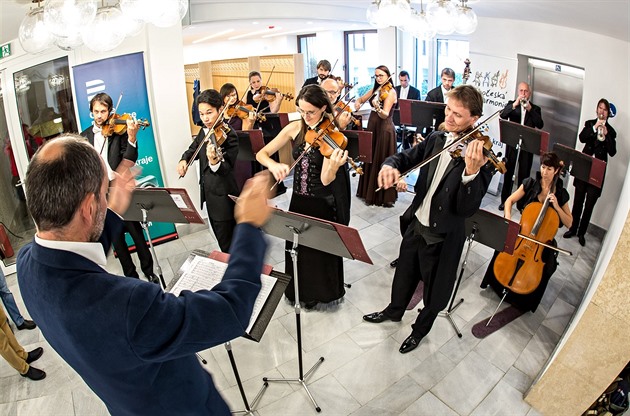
left=15, top=75, right=32, bottom=94
left=454, top=1, right=478, bottom=34
left=18, top=6, right=54, bottom=54
left=378, top=0, right=412, bottom=28
left=366, top=1, right=387, bottom=29
left=44, top=0, right=98, bottom=39
left=426, top=0, right=456, bottom=35
left=83, top=6, right=127, bottom=52
left=119, top=12, right=146, bottom=37
left=149, top=0, right=188, bottom=28
left=54, top=31, right=84, bottom=51
left=412, top=9, right=437, bottom=39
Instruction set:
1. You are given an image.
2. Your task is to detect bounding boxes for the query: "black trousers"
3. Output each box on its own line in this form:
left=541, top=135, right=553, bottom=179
left=570, top=180, right=600, bottom=237
left=112, top=221, right=154, bottom=278
left=501, top=147, right=533, bottom=203
left=386, top=219, right=454, bottom=338
left=209, top=218, right=236, bottom=253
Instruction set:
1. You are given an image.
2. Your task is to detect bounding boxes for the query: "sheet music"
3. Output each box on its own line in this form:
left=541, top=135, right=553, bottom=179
left=170, top=256, right=277, bottom=334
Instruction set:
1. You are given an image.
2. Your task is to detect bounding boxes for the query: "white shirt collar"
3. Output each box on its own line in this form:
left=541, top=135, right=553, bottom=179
left=35, top=235, right=108, bottom=271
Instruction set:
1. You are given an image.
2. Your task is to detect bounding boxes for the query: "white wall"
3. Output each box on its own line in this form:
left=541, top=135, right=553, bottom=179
left=183, top=36, right=296, bottom=64
left=469, top=16, right=630, bottom=231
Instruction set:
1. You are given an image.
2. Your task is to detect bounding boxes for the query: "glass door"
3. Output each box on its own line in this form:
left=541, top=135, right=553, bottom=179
left=0, top=73, right=36, bottom=272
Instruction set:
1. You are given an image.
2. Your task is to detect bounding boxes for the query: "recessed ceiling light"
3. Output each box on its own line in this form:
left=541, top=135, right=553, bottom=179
left=192, top=28, right=235, bottom=44
left=252, top=21, right=259, bottom=25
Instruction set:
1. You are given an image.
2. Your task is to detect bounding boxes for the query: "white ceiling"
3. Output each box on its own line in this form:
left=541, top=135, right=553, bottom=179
left=1, top=0, right=629, bottom=46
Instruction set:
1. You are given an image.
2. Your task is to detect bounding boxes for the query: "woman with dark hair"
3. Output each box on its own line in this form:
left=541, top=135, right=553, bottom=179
left=564, top=98, right=617, bottom=246
left=481, top=151, right=573, bottom=312
left=256, top=84, right=351, bottom=309
left=353, top=65, right=398, bottom=207
left=219, top=83, right=254, bottom=131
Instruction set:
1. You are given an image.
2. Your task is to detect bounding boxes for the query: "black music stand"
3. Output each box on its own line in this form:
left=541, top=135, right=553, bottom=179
left=392, top=108, right=416, bottom=151
left=553, top=143, right=606, bottom=188
left=499, top=119, right=550, bottom=193
left=235, top=130, right=265, bottom=191
left=438, top=209, right=519, bottom=337
left=168, top=249, right=291, bottom=415
left=407, top=99, right=446, bottom=135
left=261, top=207, right=372, bottom=412
left=123, top=188, right=204, bottom=289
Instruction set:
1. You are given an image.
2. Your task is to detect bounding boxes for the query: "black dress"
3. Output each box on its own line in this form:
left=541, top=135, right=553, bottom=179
left=481, top=173, right=570, bottom=312
left=284, top=139, right=350, bottom=306
left=356, top=104, right=397, bottom=206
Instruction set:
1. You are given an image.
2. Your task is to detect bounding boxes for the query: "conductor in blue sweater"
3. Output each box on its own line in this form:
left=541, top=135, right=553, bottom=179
left=17, top=134, right=271, bottom=415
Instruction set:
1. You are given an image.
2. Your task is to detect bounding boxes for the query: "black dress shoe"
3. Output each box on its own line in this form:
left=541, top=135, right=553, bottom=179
left=563, top=230, right=575, bottom=239
left=390, top=258, right=399, bottom=268
left=399, top=334, right=422, bottom=354
left=21, top=366, right=46, bottom=381
left=17, top=320, right=36, bottom=330
left=579, top=235, right=586, bottom=246
left=498, top=203, right=505, bottom=211
left=146, top=274, right=161, bottom=285
left=26, top=347, right=44, bottom=364
left=363, top=311, right=401, bottom=323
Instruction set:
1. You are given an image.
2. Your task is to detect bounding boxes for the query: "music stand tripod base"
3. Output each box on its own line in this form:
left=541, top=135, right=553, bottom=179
left=225, top=342, right=268, bottom=415
left=263, top=226, right=324, bottom=413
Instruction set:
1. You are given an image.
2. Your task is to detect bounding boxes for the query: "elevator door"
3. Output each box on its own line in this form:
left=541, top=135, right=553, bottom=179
left=529, top=58, right=584, bottom=150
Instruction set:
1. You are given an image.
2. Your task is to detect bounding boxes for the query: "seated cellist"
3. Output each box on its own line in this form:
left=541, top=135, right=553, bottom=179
left=481, top=151, right=572, bottom=312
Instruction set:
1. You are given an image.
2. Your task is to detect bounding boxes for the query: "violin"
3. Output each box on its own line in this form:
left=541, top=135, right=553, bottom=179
left=329, top=75, right=354, bottom=89
left=377, top=83, right=393, bottom=102
left=253, top=86, right=295, bottom=103
left=101, top=113, right=150, bottom=137
left=226, top=101, right=266, bottom=122
left=449, top=128, right=506, bottom=174
left=304, top=117, right=363, bottom=175
left=334, top=101, right=361, bottom=127
left=493, top=168, right=571, bottom=296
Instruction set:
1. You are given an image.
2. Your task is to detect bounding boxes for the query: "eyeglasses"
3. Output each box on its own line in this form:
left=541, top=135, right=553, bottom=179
left=325, top=90, right=338, bottom=96
left=297, top=108, right=319, bottom=117
left=374, top=74, right=386, bottom=78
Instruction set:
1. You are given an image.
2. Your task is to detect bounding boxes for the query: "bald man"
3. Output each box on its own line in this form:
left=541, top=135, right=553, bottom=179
left=498, top=82, right=544, bottom=210
left=321, top=77, right=352, bottom=129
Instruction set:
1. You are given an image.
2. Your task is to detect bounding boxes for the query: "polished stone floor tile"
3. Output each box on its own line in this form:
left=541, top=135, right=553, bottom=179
left=401, top=391, right=459, bottom=416
left=17, top=391, right=74, bottom=416
left=366, top=375, right=426, bottom=414
left=470, top=380, right=531, bottom=416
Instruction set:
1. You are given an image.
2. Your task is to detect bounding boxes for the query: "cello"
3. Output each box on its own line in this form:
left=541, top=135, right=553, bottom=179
left=492, top=166, right=571, bottom=296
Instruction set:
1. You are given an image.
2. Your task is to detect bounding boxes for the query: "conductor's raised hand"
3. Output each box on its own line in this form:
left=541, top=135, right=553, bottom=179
left=108, top=159, right=139, bottom=216
left=235, top=172, right=272, bottom=227
left=377, top=165, right=400, bottom=190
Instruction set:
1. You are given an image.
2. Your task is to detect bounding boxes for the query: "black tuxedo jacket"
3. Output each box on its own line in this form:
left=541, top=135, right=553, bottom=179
left=383, top=130, right=493, bottom=282
left=500, top=100, right=544, bottom=129
left=180, top=127, right=239, bottom=221
left=425, top=86, right=445, bottom=103
left=395, top=85, right=421, bottom=101
left=81, top=126, right=138, bottom=169
left=302, top=76, right=320, bottom=88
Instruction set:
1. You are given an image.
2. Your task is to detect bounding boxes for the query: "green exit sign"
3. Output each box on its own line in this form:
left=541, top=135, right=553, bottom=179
left=0, top=43, right=11, bottom=59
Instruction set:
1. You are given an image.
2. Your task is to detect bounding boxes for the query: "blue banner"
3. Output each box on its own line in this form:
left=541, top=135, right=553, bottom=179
left=73, top=52, right=177, bottom=248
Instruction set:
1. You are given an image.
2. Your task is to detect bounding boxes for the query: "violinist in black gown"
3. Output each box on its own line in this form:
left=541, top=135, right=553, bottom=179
left=481, top=152, right=573, bottom=312
left=256, top=85, right=351, bottom=309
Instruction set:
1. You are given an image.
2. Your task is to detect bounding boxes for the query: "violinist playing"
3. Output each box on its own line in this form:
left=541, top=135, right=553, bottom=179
left=256, top=84, right=351, bottom=310
left=220, top=83, right=255, bottom=131
left=177, top=89, right=239, bottom=253
left=481, top=151, right=572, bottom=313
left=80, top=92, right=159, bottom=284
left=363, top=85, right=493, bottom=354
left=320, top=77, right=353, bottom=130
left=353, top=65, right=398, bottom=207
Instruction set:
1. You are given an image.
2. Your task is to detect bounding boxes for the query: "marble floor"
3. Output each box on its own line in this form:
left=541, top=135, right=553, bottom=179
left=0, top=174, right=602, bottom=416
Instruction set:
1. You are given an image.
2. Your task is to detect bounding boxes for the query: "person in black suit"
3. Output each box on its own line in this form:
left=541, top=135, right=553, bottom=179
left=81, top=93, right=157, bottom=283
left=395, top=70, right=421, bottom=104
left=363, top=85, right=493, bottom=354
left=498, top=82, right=544, bottom=210
left=563, top=98, right=617, bottom=246
left=425, top=67, right=455, bottom=104
left=301, top=59, right=331, bottom=87
left=178, top=89, right=239, bottom=253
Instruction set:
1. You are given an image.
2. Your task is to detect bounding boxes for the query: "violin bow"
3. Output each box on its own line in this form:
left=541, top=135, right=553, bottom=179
left=179, top=104, right=230, bottom=179
left=253, top=65, right=276, bottom=114
left=375, top=110, right=502, bottom=192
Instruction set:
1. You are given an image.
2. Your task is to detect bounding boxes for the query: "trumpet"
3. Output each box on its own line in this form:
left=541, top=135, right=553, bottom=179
left=596, top=113, right=606, bottom=142
left=520, top=98, right=529, bottom=108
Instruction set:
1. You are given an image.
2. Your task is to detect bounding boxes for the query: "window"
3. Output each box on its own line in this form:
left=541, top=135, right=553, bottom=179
left=344, top=30, right=378, bottom=101
left=298, top=34, right=317, bottom=80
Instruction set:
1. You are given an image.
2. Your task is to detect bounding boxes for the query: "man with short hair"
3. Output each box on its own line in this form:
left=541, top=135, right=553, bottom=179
left=363, top=85, right=493, bottom=354
left=395, top=70, right=421, bottom=102
left=302, top=59, right=332, bottom=87
left=17, top=135, right=271, bottom=415
left=498, top=81, right=544, bottom=210
left=80, top=92, right=158, bottom=283
left=425, top=67, right=455, bottom=103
